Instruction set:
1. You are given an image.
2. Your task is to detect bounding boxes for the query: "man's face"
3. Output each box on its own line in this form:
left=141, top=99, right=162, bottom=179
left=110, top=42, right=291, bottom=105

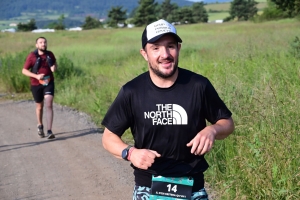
left=36, top=38, right=47, bottom=52
left=140, top=34, right=181, bottom=79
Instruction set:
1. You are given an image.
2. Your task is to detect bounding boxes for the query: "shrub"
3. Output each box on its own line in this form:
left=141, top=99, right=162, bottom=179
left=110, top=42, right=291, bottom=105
left=290, top=36, right=300, bottom=58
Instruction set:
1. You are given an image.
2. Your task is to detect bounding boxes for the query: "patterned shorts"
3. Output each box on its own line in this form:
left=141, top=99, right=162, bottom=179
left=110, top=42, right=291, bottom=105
left=132, top=185, right=209, bottom=200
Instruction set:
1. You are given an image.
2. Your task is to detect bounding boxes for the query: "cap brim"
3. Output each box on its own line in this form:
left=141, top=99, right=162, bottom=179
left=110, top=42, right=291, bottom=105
left=146, top=32, right=182, bottom=47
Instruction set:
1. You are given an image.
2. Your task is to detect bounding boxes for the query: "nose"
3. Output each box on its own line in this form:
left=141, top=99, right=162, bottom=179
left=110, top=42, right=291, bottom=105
left=160, top=46, right=170, bottom=58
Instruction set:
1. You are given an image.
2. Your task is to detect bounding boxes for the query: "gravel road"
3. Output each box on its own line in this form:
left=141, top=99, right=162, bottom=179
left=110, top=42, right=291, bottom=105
left=0, top=100, right=134, bottom=200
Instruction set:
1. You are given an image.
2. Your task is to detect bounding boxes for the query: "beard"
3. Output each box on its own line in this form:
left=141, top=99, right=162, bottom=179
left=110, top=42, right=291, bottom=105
left=149, top=58, right=179, bottom=79
left=39, top=47, right=47, bottom=52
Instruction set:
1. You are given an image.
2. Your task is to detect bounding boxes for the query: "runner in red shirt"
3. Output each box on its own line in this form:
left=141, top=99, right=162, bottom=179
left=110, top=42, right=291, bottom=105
left=22, top=36, right=57, bottom=139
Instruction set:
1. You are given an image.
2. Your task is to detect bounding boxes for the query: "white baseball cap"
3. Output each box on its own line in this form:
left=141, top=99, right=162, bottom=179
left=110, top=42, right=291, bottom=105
left=141, top=19, right=182, bottom=48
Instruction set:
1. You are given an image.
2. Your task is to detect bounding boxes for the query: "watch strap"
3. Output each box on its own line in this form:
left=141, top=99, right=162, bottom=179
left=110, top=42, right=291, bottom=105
left=127, top=147, right=135, bottom=161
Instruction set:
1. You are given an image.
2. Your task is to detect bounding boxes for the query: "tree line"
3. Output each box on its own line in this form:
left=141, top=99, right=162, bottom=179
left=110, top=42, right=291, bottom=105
left=0, top=0, right=193, bottom=20
left=17, top=0, right=300, bottom=31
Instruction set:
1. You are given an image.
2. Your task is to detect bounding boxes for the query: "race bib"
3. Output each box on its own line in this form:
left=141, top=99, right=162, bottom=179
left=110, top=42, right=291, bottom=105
left=39, top=75, right=50, bottom=86
left=150, top=176, right=194, bottom=200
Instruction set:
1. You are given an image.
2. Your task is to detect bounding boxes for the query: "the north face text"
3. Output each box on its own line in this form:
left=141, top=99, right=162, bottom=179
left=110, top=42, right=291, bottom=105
left=144, top=104, right=188, bottom=125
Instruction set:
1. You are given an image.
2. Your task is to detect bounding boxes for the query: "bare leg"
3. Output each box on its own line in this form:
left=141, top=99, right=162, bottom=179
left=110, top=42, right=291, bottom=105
left=36, top=101, right=44, bottom=126
left=44, top=94, right=54, bottom=131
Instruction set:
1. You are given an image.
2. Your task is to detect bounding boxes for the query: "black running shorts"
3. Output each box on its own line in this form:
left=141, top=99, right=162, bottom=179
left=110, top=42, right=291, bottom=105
left=31, top=81, right=55, bottom=103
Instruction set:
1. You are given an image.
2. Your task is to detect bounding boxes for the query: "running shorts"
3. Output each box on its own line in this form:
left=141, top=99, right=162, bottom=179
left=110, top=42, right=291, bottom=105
left=31, top=81, right=55, bottom=103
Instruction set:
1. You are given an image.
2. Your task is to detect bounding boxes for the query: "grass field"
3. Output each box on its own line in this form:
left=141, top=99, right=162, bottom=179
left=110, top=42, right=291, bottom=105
left=0, top=19, right=299, bottom=199
left=205, top=1, right=267, bottom=11
left=208, top=12, right=230, bottom=21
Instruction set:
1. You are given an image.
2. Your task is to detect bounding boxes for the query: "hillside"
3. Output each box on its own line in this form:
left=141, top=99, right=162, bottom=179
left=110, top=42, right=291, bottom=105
left=0, top=0, right=231, bottom=20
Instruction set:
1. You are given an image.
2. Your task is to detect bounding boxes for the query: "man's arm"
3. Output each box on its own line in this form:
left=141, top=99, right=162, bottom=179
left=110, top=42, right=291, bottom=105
left=102, top=127, right=161, bottom=169
left=211, top=117, right=235, bottom=140
left=50, top=62, right=57, bottom=72
left=187, top=117, right=234, bottom=155
left=22, top=68, right=44, bottom=80
left=102, top=128, right=129, bottom=159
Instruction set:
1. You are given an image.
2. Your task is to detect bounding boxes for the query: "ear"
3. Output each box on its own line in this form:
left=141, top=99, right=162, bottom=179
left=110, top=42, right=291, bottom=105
left=35, top=43, right=38, bottom=48
left=140, top=48, right=148, bottom=62
left=178, top=43, right=182, bottom=51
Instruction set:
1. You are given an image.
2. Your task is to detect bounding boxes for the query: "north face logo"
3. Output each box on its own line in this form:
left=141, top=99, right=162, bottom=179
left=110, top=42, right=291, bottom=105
left=144, top=104, right=188, bottom=125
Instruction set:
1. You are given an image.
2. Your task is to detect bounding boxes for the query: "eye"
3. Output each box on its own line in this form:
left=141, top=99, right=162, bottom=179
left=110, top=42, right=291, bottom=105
left=151, top=46, right=159, bottom=51
left=168, top=44, right=176, bottom=49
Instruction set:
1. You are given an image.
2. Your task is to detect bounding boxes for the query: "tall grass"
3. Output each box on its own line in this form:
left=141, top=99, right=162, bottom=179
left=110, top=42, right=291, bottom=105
left=0, top=50, right=30, bottom=92
left=0, top=20, right=299, bottom=199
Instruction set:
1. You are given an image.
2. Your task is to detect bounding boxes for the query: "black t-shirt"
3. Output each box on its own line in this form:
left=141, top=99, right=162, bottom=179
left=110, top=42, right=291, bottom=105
left=101, top=67, right=232, bottom=191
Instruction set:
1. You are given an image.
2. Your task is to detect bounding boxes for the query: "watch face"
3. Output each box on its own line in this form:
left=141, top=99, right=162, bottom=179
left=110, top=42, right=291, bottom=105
left=122, top=148, right=128, bottom=160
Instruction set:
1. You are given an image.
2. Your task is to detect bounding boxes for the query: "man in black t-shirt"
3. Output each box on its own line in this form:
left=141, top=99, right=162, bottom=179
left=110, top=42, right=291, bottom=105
left=102, top=19, right=234, bottom=200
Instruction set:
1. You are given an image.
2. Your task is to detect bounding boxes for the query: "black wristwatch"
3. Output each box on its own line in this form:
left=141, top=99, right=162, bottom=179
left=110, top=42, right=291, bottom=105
left=122, top=145, right=132, bottom=161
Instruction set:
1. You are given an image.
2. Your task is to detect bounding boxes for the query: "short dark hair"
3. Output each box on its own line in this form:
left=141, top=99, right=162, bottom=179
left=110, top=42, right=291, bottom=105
left=36, top=37, right=47, bottom=43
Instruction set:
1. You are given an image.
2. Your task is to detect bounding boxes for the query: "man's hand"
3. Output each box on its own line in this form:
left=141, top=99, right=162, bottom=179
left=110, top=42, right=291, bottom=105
left=36, top=73, right=45, bottom=80
left=186, top=118, right=234, bottom=155
left=129, top=149, right=161, bottom=170
left=186, top=126, right=216, bottom=156
left=50, top=64, right=57, bottom=72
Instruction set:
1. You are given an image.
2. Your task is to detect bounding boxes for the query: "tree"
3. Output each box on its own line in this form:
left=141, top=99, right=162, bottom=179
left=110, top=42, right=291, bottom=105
left=258, top=0, right=290, bottom=21
left=228, top=0, right=258, bottom=21
left=132, top=0, right=158, bottom=27
left=81, top=16, right=102, bottom=30
left=46, top=15, right=65, bottom=30
left=167, top=7, right=194, bottom=24
left=159, top=0, right=178, bottom=20
left=17, top=19, right=37, bottom=31
left=179, top=7, right=194, bottom=23
left=55, top=14, right=66, bottom=30
left=191, top=2, right=208, bottom=23
left=270, top=0, right=300, bottom=17
left=107, top=6, right=127, bottom=28
left=128, top=7, right=138, bottom=18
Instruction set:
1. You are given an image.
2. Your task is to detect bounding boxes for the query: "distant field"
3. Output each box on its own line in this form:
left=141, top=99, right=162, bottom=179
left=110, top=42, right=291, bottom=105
left=205, top=1, right=267, bottom=20
left=208, top=12, right=230, bottom=21
left=0, top=20, right=13, bottom=30
left=205, top=2, right=267, bottom=11
left=205, top=3, right=231, bottom=11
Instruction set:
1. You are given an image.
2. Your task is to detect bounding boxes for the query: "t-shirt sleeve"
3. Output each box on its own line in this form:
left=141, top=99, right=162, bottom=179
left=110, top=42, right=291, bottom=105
left=49, top=51, right=56, bottom=64
left=101, top=87, right=132, bottom=136
left=203, top=79, right=232, bottom=124
left=23, top=53, right=34, bottom=70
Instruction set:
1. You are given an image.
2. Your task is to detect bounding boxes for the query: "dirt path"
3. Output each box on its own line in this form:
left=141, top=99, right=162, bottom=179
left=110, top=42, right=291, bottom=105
left=0, top=100, right=134, bottom=200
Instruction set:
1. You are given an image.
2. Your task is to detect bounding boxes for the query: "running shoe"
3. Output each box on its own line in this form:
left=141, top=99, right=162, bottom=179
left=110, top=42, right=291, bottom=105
left=37, top=125, right=45, bottom=138
left=47, top=130, right=55, bottom=139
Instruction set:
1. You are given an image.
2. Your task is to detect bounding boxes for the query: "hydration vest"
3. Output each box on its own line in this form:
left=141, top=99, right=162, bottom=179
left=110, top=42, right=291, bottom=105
left=31, top=49, right=54, bottom=74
